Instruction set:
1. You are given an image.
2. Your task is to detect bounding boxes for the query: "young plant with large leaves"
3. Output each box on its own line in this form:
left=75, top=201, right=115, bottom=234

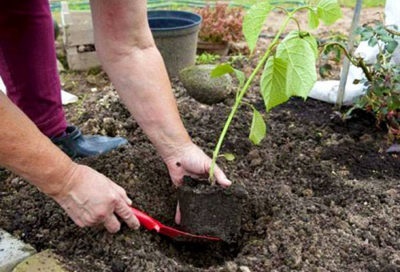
left=209, top=0, right=342, bottom=182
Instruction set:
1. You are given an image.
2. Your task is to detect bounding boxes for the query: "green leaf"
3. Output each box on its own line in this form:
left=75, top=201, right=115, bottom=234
left=211, top=63, right=235, bottom=78
left=211, top=63, right=246, bottom=88
left=389, top=96, right=400, bottom=110
left=232, top=0, right=258, bottom=6
left=261, top=57, right=289, bottom=111
left=284, top=31, right=318, bottom=59
left=243, top=1, right=273, bottom=53
left=276, top=31, right=318, bottom=99
left=308, top=8, right=320, bottom=29
left=261, top=31, right=317, bottom=111
left=234, top=69, right=246, bottom=88
left=386, top=40, right=399, bottom=54
left=221, top=153, right=235, bottom=161
left=368, top=37, right=378, bottom=47
left=249, top=107, right=266, bottom=145
left=317, top=0, right=342, bottom=25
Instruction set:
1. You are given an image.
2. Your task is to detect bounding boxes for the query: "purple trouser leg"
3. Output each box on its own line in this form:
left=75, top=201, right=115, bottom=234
left=0, top=0, right=67, bottom=137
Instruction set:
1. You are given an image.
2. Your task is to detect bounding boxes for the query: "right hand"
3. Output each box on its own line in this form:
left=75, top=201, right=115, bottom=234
left=51, top=164, right=140, bottom=233
left=163, top=143, right=232, bottom=224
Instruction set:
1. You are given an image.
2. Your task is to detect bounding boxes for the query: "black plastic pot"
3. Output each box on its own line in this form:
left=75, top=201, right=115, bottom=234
left=148, top=10, right=202, bottom=78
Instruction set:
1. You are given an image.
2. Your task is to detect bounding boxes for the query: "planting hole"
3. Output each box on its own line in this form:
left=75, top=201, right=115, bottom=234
left=158, top=238, right=242, bottom=268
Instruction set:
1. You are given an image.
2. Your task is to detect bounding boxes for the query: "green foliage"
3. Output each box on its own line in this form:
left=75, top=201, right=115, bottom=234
left=220, top=153, right=236, bottom=161
left=195, top=52, right=220, bottom=64
left=249, top=106, right=267, bottom=145
left=337, top=0, right=384, bottom=8
left=350, top=23, right=400, bottom=140
left=208, top=0, right=342, bottom=182
left=196, top=3, right=245, bottom=43
left=211, top=63, right=246, bottom=88
left=315, top=0, right=343, bottom=26
left=263, top=31, right=318, bottom=106
left=357, top=23, right=399, bottom=53
left=320, top=32, right=348, bottom=63
left=242, top=1, right=273, bottom=52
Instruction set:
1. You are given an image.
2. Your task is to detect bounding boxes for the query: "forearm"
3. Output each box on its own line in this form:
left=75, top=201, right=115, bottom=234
left=0, top=92, right=75, bottom=195
left=101, top=46, right=191, bottom=158
left=90, top=0, right=192, bottom=160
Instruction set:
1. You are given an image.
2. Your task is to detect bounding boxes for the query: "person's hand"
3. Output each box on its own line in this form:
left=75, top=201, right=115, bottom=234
left=50, top=164, right=140, bottom=233
left=163, top=143, right=231, bottom=224
left=164, top=142, right=231, bottom=187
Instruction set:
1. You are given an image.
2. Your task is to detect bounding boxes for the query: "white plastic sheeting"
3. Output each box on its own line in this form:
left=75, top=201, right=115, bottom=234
left=0, top=76, right=78, bottom=105
left=309, top=0, right=400, bottom=105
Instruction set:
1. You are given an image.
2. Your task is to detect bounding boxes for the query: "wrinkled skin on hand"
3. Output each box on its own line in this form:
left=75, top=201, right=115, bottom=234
left=51, top=143, right=231, bottom=231
left=51, top=164, right=140, bottom=233
left=164, top=143, right=231, bottom=187
left=164, top=143, right=232, bottom=224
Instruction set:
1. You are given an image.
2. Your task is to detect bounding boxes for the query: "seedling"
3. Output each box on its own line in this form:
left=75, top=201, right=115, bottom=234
left=208, top=0, right=342, bottom=183
left=195, top=52, right=220, bottom=65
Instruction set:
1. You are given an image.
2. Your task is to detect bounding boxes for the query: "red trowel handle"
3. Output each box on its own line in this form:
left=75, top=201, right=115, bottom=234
left=130, top=206, right=221, bottom=241
left=130, top=207, right=161, bottom=232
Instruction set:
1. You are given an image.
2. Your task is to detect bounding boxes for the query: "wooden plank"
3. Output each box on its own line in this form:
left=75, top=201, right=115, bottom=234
left=66, top=48, right=100, bottom=71
left=64, top=26, right=94, bottom=46
left=61, top=3, right=94, bottom=46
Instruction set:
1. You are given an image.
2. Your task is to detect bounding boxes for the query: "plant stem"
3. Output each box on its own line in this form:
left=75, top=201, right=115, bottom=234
left=322, top=42, right=374, bottom=82
left=209, top=11, right=294, bottom=184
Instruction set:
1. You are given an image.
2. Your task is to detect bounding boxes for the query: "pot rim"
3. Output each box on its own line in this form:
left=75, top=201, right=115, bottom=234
left=148, top=10, right=202, bottom=31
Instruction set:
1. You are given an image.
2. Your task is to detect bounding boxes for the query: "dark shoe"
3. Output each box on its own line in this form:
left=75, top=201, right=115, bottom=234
left=51, top=126, right=128, bottom=158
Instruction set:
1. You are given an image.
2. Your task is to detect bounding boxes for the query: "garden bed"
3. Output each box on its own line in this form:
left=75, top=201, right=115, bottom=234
left=0, top=6, right=399, bottom=272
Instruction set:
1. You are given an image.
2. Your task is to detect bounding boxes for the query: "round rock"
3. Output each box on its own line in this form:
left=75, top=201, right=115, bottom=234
left=179, top=64, right=233, bottom=105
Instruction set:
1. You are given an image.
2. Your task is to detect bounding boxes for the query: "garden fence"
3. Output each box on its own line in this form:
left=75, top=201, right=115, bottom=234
left=50, top=0, right=305, bottom=11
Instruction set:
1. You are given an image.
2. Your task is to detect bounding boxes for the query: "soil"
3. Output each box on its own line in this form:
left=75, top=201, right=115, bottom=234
left=177, top=177, right=248, bottom=243
left=1, top=6, right=399, bottom=272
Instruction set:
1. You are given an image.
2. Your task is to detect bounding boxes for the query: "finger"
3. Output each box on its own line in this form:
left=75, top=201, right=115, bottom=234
left=213, top=166, right=232, bottom=187
left=114, top=184, right=133, bottom=206
left=174, top=173, right=202, bottom=186
left=69, top=213, right=85, bottom=228
left=171, top=176, right=183, bottom=187
left=175, top=201, right=181, bottom=225
left=104, top=214, right=121, bottom=233
left=125, top=197, right=133, bottom=206
left=115, top=200, right=140, bottom=230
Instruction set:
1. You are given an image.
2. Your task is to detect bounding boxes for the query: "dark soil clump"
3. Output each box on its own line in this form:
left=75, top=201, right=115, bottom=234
left=177, top=176, right=247, bottom=243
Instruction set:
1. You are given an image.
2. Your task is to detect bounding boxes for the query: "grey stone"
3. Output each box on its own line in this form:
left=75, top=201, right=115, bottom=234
left=0, top=229, right=36, bottom=272
left=12, top=250, right=67, bottom=272
left=179, top=64, right=233, bottom=105
left=239, top=266, right=251, bottom=272
left=225, top=261, right=238, bottom=272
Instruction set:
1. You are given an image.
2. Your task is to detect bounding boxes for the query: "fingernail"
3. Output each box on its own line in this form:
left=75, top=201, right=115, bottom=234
left=114, top=225, right=121, bottom=233
left=133, top=217, right=140, bottom=230
left=175, top=212, right=181, bottom=225
left=109, top=225, right=120, bottom=234
left=175, top=202, right=181, bottom=224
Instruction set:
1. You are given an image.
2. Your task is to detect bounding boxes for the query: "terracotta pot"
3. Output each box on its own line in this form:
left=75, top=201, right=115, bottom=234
left=197, top=40, right=229, bottom=56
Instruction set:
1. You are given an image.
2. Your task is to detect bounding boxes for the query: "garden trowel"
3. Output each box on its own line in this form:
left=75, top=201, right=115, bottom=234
left=130, top=207, right=221, bottom=242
